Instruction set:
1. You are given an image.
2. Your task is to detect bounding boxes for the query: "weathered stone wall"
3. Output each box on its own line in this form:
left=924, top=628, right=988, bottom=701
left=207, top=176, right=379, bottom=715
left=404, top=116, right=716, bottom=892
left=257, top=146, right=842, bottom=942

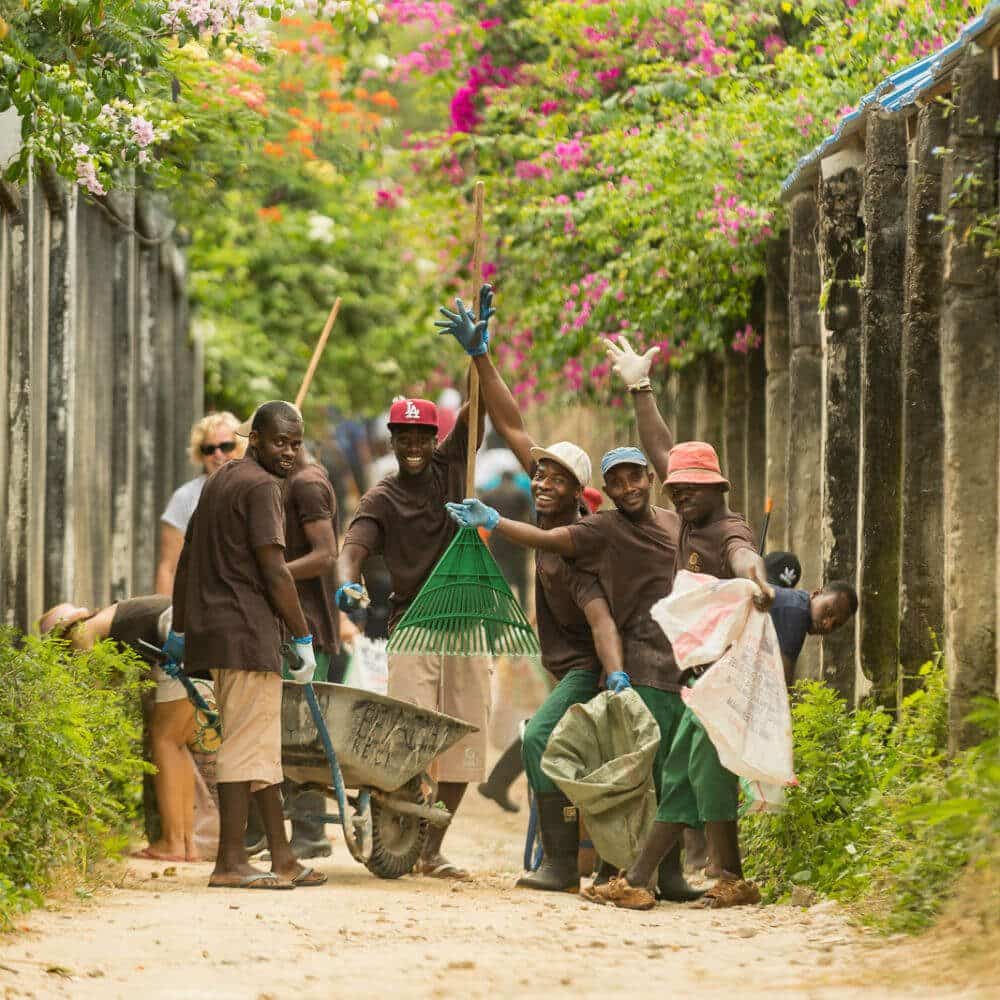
left=0, top=177, right=198, bottom=632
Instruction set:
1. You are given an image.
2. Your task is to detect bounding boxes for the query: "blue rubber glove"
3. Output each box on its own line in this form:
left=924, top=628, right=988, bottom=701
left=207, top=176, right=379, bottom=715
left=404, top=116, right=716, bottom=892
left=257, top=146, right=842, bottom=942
left=434, top=296, right=489, bottom=356
left=336, top=582, right=367, bottom=611
left=606, top=670, right=631, bottom=693
left=478, top=283, right=496, bottom=324
left=445, top=498, right=501, bottom=531
left=161, top=629, right=185, bottom=664
left=288, top=635, right=317, bottom=684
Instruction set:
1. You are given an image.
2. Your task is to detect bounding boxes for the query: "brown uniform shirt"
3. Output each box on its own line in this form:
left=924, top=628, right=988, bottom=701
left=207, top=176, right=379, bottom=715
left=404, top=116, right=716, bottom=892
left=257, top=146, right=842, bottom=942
left=535, top=550, right=605, bottom=679
left=343, top=420, right=468, bottom=633
left=564, top=506, right=683, bottom=691
left=180, top=457, right=286, bottom=674
left=285, top=462, right=340, bottom=655
left=673, top=510, right=755, bottom=581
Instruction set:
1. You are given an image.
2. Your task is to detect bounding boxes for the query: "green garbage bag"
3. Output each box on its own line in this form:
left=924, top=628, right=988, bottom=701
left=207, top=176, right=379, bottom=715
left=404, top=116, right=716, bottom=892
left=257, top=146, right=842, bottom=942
left=540, top=689, right=660, bottom=870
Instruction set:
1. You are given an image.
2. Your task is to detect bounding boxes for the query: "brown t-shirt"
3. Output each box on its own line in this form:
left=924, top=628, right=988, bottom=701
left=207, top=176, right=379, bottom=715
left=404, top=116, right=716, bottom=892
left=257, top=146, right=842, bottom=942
left=343, top=420, right=468, bottom=633
left=564, top=506, right=683, bottom=691
left=109, top=595, right=170, bottom=656
left=285, top=462, right=340, bottom=655
left=673, top=510, right=756, bottom=580
left=180, top=457, right=286, bottom=674
left=535, top=550, right=605, bottom=679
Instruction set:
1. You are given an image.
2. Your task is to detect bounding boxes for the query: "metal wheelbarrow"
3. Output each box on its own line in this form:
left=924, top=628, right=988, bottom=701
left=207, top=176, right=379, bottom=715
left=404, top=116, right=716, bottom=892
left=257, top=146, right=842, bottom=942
left=281, top=681, right=476, bottom=879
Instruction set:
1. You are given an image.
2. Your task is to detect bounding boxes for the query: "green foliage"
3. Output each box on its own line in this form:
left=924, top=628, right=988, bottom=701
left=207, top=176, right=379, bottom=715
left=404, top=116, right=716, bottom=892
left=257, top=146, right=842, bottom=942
left=0, top=629, right=149, bottom=926
left=742, top=658, right=1000, bottom=932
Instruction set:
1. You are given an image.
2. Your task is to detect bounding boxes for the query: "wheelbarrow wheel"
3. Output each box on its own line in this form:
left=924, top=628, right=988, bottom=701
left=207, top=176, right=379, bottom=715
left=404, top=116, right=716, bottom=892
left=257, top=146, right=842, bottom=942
left=364, top=775, right=429, bottom=879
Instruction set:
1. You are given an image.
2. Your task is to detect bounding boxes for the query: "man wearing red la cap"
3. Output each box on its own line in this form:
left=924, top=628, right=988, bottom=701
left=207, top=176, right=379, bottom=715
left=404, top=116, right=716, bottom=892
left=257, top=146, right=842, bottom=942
left=338, top=392, right=485, bottom=880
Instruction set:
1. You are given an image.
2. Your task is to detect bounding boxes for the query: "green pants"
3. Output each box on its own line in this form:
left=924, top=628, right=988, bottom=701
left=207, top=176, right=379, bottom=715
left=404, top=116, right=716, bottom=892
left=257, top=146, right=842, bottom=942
left=656, top=702, right=739, bottom=825
left=281, top=650, right=331, bottom=683
left=633, top=686, right=687, bottom=803
left=522, top=668, right=601, bottom=794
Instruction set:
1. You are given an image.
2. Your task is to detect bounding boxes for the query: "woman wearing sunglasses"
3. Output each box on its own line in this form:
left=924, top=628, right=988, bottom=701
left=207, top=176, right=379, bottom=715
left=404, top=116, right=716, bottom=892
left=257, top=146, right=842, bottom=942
left=155, top=412, right=244, bottom=596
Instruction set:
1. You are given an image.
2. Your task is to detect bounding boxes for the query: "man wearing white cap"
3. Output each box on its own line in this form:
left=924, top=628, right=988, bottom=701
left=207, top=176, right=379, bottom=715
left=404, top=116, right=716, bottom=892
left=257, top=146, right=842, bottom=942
left=440, top=292, right=698, bottom=902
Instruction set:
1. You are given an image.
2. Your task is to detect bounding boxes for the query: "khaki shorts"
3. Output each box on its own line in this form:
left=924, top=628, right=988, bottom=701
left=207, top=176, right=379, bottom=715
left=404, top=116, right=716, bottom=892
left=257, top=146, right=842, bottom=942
left=210, top=670, right=283, bottom=791
left=388, top=653, right=492, bottom=783
left=152, top=664, right=191, bottom=704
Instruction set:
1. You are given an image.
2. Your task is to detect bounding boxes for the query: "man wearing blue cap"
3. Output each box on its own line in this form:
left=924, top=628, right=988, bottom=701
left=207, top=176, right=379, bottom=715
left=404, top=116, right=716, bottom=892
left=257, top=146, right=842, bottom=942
left=446, top=422, right=703, bottom=903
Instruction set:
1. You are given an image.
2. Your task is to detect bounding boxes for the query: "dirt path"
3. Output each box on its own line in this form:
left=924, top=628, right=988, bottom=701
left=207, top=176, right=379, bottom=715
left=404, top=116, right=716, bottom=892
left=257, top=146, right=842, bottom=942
left=0, top=785, right=990, bottom=999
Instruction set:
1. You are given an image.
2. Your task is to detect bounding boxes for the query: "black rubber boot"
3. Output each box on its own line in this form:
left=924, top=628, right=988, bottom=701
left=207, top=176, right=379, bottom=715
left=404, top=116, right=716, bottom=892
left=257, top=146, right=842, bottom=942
left=478, top=738, right=524, bottom=814
left=515, top=793, right=579, bottom=892
left=288, top=783, right=332, bottom=859
left=657, top=840, right=705, bottom=902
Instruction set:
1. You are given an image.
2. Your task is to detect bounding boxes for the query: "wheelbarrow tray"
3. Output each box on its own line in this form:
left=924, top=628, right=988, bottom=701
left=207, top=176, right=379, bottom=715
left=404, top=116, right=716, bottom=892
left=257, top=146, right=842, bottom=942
left=281, top=681, right=477, bottom=792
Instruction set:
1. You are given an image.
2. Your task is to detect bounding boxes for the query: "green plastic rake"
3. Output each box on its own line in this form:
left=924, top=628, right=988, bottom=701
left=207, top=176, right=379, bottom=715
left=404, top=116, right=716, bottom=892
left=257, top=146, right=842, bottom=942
left=387, top=525, right=540, bottom=656
left=387, top=181, right=539, bottom=659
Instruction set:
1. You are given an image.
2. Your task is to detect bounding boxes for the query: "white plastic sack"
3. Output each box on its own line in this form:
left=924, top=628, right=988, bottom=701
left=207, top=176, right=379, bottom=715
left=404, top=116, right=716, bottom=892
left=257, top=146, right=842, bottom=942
left=651, top=571, right=795, bottom=786
left=342, top=635, right=389, bottom=693
left=738, top=777, right=787, bottom=817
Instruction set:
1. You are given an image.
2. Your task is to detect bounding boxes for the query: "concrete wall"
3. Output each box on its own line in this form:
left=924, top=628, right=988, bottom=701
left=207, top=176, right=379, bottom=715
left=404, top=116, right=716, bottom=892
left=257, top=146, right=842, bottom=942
left=0, top=174, right=198, bottom=631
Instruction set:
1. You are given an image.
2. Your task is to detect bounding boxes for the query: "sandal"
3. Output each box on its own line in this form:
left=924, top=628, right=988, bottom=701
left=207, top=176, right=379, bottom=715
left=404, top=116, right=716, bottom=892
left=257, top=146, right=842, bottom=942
left=208, top=872, right=295, bottom=890
left=290, top=866, right=328, bottom=887
left=414, top=860, right=471, bottom=881
left=691, top=878, right=760, bottom=909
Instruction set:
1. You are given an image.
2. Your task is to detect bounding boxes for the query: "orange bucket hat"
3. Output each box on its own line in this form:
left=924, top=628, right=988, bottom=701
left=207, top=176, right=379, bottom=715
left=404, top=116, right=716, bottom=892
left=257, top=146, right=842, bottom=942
left=665, top=441, right=730, bottom=489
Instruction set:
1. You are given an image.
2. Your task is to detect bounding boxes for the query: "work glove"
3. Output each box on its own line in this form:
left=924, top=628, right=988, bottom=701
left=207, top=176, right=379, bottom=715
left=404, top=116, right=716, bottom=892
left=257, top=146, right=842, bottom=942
left=605, top=670, right=632, bottom=693
left=478, top=283, right=496, bottom=324
left=603, top=335, right=659, bottom=390
left=434, top=294, right=489, bottom=356
left=445, top=498, right=501, bottom=531
left=335, top=582, right=368, bottom=611
left=288, top=635, right=317, bottom=684
left=160, top=629, right=185, bottom=664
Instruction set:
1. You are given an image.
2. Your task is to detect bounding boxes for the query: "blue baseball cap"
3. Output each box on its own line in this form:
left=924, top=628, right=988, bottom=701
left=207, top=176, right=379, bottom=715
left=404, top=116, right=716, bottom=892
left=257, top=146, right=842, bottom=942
left=600, top=446, right=648, bottom=477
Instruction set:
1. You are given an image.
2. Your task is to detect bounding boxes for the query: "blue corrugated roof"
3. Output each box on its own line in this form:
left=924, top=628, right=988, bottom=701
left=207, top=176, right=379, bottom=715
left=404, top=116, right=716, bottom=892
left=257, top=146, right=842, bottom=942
left=781, top=2, right=1000, bottom=198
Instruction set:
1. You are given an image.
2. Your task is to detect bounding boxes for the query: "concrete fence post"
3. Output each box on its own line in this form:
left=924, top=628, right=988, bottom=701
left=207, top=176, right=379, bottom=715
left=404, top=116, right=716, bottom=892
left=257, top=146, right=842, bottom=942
left=939, top=48, right=1000, bottom=748
left=764, top=234, right=790, bottom=552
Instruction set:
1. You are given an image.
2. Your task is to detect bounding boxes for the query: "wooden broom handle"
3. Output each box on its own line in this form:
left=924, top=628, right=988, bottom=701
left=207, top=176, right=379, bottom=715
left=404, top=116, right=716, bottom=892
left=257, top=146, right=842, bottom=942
left=466, top=181, right=485, bottom=497
left=295, top=297, right=342, bottom=410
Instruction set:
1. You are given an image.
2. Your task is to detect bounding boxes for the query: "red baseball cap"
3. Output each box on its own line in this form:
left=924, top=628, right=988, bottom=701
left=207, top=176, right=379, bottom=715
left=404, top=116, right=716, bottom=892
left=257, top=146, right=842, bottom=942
left=388, top=397, right=438, bottom=431
left=665, top=441, right=730, bottom=489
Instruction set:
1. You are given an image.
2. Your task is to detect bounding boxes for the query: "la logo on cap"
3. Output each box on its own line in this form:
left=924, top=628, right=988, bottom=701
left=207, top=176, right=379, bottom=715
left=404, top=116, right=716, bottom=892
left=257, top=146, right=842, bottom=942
left=404, top=399, right=420, bottom=420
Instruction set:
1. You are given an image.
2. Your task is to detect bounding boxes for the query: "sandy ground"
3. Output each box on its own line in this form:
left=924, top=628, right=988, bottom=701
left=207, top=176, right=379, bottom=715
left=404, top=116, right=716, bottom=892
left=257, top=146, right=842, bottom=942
left=0, top=775, right=995, bottom=1000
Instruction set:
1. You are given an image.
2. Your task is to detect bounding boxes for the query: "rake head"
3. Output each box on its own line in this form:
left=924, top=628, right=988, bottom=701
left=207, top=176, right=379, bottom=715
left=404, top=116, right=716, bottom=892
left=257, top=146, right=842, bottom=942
left=386, top=526, right=540, bottom=657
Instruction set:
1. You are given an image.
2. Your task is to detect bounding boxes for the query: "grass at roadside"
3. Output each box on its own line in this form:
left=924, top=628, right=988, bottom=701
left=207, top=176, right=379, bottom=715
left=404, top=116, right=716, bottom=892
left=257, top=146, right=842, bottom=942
left=0, top=629, right=149, bottom=927
left=743, top=654, right=999, bottom=934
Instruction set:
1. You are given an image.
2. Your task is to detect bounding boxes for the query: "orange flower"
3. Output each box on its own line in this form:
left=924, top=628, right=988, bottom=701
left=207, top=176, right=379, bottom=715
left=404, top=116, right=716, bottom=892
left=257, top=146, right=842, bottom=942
left=287, top=127, right=312, bottom=143
left=300, top=146, right=317, bottom=160
left=288, top=107, right=303, bottom=118
left=319, top=88, right=339, bottom=100
left=263, top=142, right=286, bottom=158
left=280, top=80, right=305, bottom=93
left=370, top=90, right=399, bottom=110
left=353, top=86, right=369, bottom=99
left=258, top=206, right=283, bottom=222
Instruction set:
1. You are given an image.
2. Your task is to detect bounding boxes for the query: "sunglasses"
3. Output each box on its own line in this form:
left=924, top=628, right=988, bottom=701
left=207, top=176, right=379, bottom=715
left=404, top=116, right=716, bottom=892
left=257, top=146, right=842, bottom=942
left=200, top=441, right=237, bottom=456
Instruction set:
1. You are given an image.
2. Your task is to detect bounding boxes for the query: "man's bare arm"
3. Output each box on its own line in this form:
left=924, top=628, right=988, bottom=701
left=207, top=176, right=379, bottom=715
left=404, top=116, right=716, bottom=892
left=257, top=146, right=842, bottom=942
left=286, top=519, right=338, bottom=581
left=155, top=524, right=184, bottom=597
left=337, top=541, right=370, bottom=589
left=582, top=597, right=624, bottom=680
left=729, top=547, right=775, bottom=610
left=632, top=391, right=674, bottom=484
left=256, top=543, right=310, bottom=636
left=472, top=352, right=537, bottom=474
left=493, top=518, right=576, bottom=557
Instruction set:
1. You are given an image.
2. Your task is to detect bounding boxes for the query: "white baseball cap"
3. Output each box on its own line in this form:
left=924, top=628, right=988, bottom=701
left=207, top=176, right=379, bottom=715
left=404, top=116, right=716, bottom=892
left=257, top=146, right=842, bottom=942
left=236, top=400, right=302, bottom=437
left=529, top=441, right=592, bottom=488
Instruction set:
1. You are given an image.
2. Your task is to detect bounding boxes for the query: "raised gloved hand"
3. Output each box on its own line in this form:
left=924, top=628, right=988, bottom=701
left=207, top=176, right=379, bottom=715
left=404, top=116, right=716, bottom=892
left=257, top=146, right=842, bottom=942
left=435, top=295, right=489, bottom=356
left=445, top=498, right=501, bottom=531
left=335, top=582, right=368, bottom=611
left=603, top=335, right=659, bottom=390
left=478, top=283, right=495, bottom=324
left=160, top=629, right=185, bottom=664
left=288, top=635, right=317, bottom=684
left=605, top=670, right=632, bottom=693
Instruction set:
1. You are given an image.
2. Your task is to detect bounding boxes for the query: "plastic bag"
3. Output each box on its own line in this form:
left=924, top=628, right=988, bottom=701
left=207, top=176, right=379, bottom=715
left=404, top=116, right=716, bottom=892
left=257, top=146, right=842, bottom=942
left=739, top=777, right=787, bottom=817
left=541, top=689, right=660, bottom=870
left=651, top=571, right=795, bottom=787
left=342, top=635, right=389, bottom=693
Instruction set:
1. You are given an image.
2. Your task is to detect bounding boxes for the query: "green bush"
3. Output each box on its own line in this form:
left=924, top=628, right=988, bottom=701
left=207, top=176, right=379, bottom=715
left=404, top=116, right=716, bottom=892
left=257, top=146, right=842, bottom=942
left=0, top=628, right=149, bottom=925
left=742, top=657, right=1000, bottom=932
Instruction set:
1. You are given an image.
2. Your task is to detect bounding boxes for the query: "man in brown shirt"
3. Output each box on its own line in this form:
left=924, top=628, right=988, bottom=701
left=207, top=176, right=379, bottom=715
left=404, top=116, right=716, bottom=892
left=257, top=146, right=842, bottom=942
left=173, top=400, right=324, bottom=890
left=337, top=394, right=484, bottom=879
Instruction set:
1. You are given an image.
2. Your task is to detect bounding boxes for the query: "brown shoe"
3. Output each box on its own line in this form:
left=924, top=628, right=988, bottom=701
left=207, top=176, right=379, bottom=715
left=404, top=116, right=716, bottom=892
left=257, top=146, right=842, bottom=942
left=583, top=873, right=656, bottom=911
left=694, top=878, right=761, bottom=909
